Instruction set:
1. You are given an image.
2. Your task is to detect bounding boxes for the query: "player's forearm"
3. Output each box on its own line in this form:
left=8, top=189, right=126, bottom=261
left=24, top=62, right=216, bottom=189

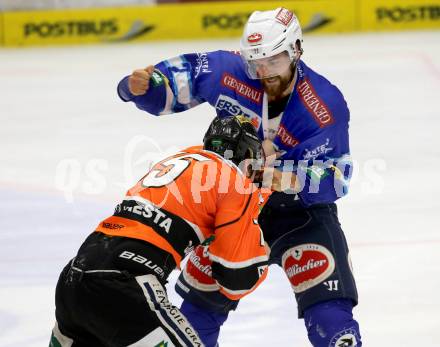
left=263, top=167, right=298, bottom=192
left=262, top=139, right=297, bottom=192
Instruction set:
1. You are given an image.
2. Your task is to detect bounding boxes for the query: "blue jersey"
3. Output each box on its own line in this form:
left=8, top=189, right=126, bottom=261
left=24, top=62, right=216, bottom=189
left=118, top=50, right=352, bottom=207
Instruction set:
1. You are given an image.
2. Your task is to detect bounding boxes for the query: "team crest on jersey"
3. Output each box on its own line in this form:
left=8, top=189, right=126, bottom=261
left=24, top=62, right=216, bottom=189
left=282, top=244, right=335, bottom=293
left=297, top=79, right=334, bottom=127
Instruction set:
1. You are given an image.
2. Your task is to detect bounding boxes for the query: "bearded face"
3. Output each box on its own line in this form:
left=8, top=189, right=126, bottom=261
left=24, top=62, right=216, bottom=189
left=261, top=67, right=294, bottom=98
left=245, top=47, right=300, bottom=100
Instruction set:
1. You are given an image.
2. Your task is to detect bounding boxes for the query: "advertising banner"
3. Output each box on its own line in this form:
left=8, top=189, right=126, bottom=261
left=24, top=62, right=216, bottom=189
left=1, top=0, right=438, bottom=47
left=359, top=0, right=440, bottom=31
left=1, top=1, right=355, bottom=47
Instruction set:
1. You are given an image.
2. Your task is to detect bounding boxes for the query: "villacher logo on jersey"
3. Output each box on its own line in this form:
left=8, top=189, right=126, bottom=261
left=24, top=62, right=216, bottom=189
left=282, top=243, right=335, bottom=293
left=187, top=247, right=215, bottom=283
left=221, top=73, right=263, bottom=104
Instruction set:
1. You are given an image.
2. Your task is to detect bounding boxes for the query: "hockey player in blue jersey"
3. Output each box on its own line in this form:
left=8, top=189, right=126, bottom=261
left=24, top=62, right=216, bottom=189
left=118, top=7, right=362, bottom=347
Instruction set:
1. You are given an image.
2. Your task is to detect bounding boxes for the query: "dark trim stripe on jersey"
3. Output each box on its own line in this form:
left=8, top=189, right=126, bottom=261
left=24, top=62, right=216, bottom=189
left=211, top=259, right=268, bottom=293
left=215, top=194, right=253, bottom=230
left=113, top=196, right=204, bottom=259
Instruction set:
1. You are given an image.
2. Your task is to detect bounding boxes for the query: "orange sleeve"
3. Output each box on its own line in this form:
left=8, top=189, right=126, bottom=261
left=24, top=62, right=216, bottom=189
left=208, top=172, right=269, bottom=300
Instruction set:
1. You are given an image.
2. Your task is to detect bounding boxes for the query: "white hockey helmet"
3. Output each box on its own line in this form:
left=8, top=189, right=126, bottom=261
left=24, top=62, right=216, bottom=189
left=240, top=7, right=303, bottom=79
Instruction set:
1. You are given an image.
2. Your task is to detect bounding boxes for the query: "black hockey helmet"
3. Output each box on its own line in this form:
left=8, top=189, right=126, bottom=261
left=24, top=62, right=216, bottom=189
left=203, top=115, right=265, bottom=180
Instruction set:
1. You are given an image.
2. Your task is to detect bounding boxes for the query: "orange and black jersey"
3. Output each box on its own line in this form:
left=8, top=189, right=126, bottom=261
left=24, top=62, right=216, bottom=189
left=96, top=146, right=269, bottom=300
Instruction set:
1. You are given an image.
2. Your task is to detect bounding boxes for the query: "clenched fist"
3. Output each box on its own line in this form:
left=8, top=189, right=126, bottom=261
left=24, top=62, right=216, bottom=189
left=261, top=139, right=297, bottom=192
left=128, top=65, right=155, bottom=96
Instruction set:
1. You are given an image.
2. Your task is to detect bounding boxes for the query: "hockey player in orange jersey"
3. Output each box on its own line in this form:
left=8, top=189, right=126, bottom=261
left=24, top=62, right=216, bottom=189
left=50, top=115, right=270, bottom=347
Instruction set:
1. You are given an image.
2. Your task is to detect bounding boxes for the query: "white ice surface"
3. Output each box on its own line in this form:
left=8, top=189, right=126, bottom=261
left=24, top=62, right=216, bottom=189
left=1, top=30, right=440, bottom=346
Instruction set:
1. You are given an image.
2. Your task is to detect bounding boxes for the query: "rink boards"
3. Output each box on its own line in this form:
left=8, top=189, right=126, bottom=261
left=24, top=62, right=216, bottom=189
left=0, top=0, right=439, bottom=46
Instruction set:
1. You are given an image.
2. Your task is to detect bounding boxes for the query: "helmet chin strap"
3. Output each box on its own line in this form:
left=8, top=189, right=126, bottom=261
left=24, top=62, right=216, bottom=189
left=287, top=46, right=303, bottom=86
left=284, top=48, right=302, bottom=94
left=287, top=62, right=297, bottom=88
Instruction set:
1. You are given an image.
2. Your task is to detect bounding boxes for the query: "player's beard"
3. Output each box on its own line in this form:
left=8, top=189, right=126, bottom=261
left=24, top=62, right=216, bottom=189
left=261, top=67, right=294, bottom=99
